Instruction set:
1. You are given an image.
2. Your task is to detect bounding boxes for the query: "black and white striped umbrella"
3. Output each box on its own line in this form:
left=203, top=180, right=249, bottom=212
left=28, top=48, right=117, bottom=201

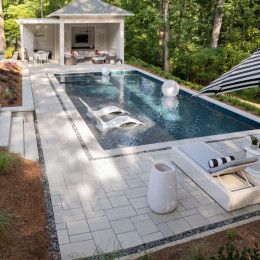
left=198, top=50, right=260, bottom=95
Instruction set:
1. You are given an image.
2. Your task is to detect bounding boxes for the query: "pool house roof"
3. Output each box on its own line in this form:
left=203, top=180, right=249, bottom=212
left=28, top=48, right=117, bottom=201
left=47, top=0, right=133, bottom=17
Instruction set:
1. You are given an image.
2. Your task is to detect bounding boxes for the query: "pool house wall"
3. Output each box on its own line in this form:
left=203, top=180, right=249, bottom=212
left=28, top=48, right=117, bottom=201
left=18, top=16, right=125, bottom=65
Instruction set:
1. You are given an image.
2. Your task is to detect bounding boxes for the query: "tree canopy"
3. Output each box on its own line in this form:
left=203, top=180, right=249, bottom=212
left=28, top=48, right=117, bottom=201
left=2, top=0, right=260, bottom=85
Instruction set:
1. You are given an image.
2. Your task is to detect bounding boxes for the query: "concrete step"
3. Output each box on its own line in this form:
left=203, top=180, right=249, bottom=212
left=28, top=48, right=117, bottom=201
left=9, top=117, right=25, bottom=157
left=0, top=111, right=12, bottom=148
left=24, top=121, right=39, bottom=161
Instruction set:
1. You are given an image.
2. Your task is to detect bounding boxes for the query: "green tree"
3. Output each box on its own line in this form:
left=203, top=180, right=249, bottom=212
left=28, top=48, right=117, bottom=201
left=0, top=0, right=6, bottom=52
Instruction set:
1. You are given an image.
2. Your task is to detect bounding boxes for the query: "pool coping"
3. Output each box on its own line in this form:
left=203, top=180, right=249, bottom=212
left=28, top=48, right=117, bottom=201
left=47, top=66, right=260, bottom=160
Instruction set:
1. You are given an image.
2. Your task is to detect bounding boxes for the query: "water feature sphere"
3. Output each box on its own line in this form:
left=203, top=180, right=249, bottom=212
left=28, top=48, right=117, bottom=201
left=162, top=80, right=179, bottom=97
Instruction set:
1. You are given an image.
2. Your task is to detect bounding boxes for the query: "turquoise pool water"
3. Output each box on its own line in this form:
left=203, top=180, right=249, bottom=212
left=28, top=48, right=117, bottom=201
left=55, top=71, right=259, bottom=150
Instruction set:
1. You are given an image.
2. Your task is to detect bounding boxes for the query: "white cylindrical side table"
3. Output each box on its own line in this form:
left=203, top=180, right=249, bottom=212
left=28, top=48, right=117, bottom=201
left=148, top=160, right=177, bottom=214
left=244, top=146, right=260, bottom=180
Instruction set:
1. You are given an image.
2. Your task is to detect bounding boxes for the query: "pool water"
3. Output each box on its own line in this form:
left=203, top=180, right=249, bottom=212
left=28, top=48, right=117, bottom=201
left=55, top=71, right=259, bottom=150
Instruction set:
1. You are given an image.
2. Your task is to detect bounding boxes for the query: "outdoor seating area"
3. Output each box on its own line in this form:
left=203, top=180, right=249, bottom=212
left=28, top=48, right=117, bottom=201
left=33, top=50, right=50, bottom=64
left=64, top=50, right=118, bottom=65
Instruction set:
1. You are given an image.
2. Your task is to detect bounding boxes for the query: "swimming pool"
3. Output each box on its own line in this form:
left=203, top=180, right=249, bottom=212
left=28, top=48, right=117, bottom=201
left=55, top=70, right=259, bottom=150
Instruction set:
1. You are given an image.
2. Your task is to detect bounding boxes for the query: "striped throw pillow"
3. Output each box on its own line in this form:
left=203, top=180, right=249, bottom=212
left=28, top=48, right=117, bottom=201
left=209, top=155, right=235, bottom=168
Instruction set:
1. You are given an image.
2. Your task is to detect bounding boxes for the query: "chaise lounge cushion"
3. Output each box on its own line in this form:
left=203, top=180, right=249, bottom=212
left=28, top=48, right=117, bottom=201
left=209, top=156, right=258, bottom=174
left=179, top=142, right=223, bottom=172
left=179, top=142, right=258, bottom=175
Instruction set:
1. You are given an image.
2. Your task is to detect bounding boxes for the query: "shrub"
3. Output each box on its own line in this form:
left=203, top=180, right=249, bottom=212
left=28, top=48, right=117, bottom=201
left=187, top=245, right=206, bottom=260
left=210, top=241, right=259, bottom=260
left=226, top=229, right=239, bottom=240
left=0, top=210, right=10, bottom=233
left=4, top=47, right=15, bottom=59
left=0, top=151, right=16, bottom=174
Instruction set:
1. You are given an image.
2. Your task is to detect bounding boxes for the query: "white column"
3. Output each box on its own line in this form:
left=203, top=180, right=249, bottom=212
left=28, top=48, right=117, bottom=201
left=119, top=21, right=124, bottom=63
left=20, top=24, right=25, bottom=61
left=59, top=22, right=64, bottom=66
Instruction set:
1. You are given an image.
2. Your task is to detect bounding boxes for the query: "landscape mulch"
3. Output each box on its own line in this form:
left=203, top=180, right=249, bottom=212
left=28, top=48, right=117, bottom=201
left=0, top=62, right=22, bottom=107
left=142, top=220, right=260, bottom=259
left=0, top=150, right=52, bottom=260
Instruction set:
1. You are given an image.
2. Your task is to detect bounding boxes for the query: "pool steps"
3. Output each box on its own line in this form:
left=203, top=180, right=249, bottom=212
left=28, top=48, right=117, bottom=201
left=0, top=111, right=39, bottom=161
left=0, top=111, right=12, bottom=148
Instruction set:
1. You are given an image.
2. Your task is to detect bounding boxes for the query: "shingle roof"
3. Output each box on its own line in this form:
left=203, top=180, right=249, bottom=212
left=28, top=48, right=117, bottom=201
left=48, top=0, right=132, bottom=17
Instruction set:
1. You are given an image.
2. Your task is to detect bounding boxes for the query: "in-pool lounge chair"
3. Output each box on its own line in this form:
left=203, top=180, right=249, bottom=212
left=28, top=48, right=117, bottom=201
left=79, top=98, right=145, bottom=132
left=172, top=142, right=260, bottom=211
left=79, top=98, right=129, bottom=118
left=95, top=115, right=145, bottom=132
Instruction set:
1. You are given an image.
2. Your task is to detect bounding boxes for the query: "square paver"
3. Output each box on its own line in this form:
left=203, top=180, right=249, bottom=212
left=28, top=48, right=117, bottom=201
left=91, top=198, right=112, bottom=211
left=198, top=203, right=226, bottom=218
left=88, top=216, right=111, bottom=232
left=180, top=209, right=198, bottom=218
left=57, top=229, right=70, bottom=245
left=124, top=187, right=148, bottom=199
left=92, top=229, right=121, bottom=253
left=129, top=196, right=148, bottom=209
left=142, top=232, right=164, bottom=243
left=60, top=240, right=96, bottom=259
left=157, top=223, right=174, bottom=237
left=125, top=178, right=145, bottom=188
left=167, top=219, right=191, bottom=234
left=110, top=218, right=135, bottom=234
left=54, top=208, right=86, bottom=223
left=134, top=219, right=158, bottom=236
left=179, top=197, right=200, bottom=209
left=105, top=206, right=136, bottom=221
left=117, top=231, right=143, bottom=249
left=185, top=213, right=209, bottom=228
left=109, top=195, right=130, bottom=207
left=130, top=214, right=150, bottom=223
left=70, top=232, right=92, bottom=243
left=61, top=193, right=82, bottom=210
left=67, top=220, right=90, bottom=235
left=149, top=211, right=181, bottom=224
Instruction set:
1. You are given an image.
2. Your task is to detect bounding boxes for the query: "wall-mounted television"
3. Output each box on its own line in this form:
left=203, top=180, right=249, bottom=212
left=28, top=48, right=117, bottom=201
left=75, top=34, right=88, bottom=43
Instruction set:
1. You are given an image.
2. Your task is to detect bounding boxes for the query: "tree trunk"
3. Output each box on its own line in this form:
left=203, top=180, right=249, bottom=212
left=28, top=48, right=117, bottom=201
left=211, top=0, right=225, bottom=48
left=0, top=0, right=6, bottom=52
left=163, top=0, right=170, bottom=72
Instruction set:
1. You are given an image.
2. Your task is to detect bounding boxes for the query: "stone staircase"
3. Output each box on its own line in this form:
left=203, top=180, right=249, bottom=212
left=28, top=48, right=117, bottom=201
left=0, top=111, right=39, bottom=161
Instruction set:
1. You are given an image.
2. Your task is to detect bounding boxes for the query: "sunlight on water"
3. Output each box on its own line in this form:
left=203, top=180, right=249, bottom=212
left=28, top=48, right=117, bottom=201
left=55, top=71, right=257, bottom=150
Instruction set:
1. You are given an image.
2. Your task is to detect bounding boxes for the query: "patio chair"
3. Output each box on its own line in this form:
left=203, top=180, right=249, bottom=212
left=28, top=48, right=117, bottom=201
left=79, top=98, right=130, bottom=118
left=171, top=142, right=260, bottom=211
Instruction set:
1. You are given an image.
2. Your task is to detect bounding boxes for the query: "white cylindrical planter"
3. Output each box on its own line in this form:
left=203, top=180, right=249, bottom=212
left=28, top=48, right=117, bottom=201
left=148, top=160, right=177, bottom=214
left=244, top=146, right=260, bottom=179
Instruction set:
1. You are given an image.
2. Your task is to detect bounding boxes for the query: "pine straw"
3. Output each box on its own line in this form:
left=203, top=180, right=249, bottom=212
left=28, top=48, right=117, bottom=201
left=0, top=62, right=22, bottom=107
left=0, top=149, right=52, bottom=259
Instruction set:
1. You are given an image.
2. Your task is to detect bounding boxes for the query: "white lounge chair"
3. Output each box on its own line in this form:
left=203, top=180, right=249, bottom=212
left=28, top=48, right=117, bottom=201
left=79, top=98, right=129, bottom=118
left=171, top=142, right=260, bottom=211
left=79, top=98, right=145, bottom=132
left=96, top=115, right=145, bottom=132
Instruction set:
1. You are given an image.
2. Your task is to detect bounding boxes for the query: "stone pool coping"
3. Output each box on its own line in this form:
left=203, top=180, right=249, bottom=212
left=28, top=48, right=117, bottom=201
left=47, top=65, right=260, bottom=160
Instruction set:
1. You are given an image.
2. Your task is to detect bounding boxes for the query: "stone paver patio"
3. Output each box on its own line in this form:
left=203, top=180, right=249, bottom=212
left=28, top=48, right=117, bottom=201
left=29, top=64, right=260, bottom=260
